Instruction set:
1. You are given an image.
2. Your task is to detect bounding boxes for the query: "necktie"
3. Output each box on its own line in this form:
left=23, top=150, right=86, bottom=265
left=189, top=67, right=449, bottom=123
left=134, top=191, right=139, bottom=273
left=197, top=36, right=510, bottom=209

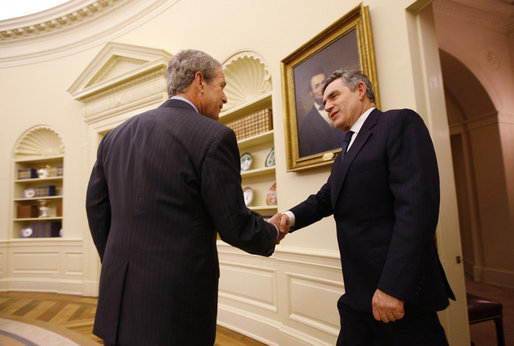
left=341, top=131, right=354, bottom=159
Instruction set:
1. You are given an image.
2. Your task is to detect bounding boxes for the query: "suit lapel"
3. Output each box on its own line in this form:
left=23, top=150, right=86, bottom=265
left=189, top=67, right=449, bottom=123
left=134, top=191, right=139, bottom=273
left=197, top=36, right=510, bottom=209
left=330, top=109, right=381, bottom=207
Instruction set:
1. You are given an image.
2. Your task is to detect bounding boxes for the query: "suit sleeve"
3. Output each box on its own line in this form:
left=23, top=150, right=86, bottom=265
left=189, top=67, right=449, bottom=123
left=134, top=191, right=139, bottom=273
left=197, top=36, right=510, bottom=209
left=378, top=109, right=440, bottom=302
left=289, top=174, right=334, bottom=231
left=86, top=139, right=111, bottom=261
left=201, top=127, right=277, bottom=256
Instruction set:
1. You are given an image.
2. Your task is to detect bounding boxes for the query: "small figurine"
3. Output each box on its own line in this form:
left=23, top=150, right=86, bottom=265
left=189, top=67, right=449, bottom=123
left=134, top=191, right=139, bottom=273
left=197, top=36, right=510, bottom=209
left=38, top=166, right=49, bottom=178
left=38, top=199, right=49, bottom=217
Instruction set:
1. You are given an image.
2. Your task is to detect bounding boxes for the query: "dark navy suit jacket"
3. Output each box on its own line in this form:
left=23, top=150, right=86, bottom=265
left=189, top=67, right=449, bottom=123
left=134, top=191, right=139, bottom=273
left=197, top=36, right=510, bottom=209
left=291, top=108, right=455, bottom=313
left=86, top=99, right=277, bottom=345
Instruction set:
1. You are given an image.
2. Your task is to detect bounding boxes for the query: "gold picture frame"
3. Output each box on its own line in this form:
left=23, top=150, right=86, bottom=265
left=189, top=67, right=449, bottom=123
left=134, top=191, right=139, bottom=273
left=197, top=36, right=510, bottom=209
left=281, top=4, right=379, bottom=171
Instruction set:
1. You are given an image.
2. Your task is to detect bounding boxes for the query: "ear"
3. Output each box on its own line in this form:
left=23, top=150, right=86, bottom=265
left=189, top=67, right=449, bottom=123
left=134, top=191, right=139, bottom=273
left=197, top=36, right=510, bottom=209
left=194, top=71, right=204, bottom=91
left=357, top=81, right=367, bottom=101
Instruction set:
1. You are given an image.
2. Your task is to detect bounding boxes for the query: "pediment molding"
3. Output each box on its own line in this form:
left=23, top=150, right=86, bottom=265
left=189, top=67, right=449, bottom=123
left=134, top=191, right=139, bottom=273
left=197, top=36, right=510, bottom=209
left=68, top=42, right=171, bottom=102
left=69, top=42, right=171, bottom=126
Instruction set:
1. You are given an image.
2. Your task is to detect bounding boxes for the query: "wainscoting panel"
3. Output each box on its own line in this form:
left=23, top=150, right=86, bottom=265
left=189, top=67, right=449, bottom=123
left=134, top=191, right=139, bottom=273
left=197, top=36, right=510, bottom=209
left=63, top=251, right=83, bottom=277
left=217, top=242, right=344, bottom=345
left=4, top=239, right=84, bottom=294
left=219, top=261, right=277, bottom=312
left=287, top=273, right=342, bottom=334
left=11, top=252, right=60, bottom=275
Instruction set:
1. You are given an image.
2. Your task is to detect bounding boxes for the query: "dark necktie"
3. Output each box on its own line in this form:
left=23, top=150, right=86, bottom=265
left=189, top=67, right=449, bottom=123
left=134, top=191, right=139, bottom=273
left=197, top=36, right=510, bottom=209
left=341, top=131, right=354, bottom=159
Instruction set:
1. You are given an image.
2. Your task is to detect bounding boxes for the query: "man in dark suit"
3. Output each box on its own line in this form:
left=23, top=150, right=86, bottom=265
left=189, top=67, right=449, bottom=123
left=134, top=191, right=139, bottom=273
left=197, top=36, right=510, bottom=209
left=278, top=70, right=455, bottom=345
left=298, top=69, right=346, bottom=157
left=86, top=49, right=281, bottom=345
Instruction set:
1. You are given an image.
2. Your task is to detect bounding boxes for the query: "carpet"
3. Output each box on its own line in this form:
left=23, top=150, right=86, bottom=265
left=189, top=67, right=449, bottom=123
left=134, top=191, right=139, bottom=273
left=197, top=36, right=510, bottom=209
left=0, top=315, right=98, bottom=345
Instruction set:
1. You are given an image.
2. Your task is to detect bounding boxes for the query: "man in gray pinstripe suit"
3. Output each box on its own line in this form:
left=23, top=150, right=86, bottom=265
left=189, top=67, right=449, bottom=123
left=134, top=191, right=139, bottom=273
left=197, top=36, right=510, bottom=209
left=86, top=50, right=282, bottom=346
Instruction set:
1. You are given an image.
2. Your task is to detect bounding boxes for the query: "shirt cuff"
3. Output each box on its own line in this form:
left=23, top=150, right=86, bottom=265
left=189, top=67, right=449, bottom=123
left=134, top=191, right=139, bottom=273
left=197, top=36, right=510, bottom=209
left=284, top=210, right=296, bottom=227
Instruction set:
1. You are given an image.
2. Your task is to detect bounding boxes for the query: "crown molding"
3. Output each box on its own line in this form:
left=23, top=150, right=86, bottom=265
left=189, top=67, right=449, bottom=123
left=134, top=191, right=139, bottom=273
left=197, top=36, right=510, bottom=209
left=0, top=0, right=178, bottom=67
left=433, top=0, right=514, bottom=35
left=0, top=0, right=122, bottom=39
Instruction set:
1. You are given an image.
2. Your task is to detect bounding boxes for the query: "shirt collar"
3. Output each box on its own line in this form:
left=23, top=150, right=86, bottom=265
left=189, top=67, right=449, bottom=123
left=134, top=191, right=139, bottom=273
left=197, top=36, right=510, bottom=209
left=170, top=96, right=199, bottom=113
left=350, top=107, right=375, bottom=134
left=314, top=102, right=333, bottom=126
left=346, top=107, right=375, bottom=150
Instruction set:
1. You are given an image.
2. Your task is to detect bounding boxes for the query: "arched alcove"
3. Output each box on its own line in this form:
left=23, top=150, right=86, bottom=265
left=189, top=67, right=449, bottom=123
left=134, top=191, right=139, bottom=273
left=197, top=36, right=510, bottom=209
left=439, top=50, right=496, bottom=125
left=440, top=49, right=512, bottom=285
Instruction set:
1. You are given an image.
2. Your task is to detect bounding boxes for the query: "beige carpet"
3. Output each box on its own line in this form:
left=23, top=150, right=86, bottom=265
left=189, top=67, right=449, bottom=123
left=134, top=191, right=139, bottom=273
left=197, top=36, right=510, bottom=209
left=0, top=315, right=98, bottom=345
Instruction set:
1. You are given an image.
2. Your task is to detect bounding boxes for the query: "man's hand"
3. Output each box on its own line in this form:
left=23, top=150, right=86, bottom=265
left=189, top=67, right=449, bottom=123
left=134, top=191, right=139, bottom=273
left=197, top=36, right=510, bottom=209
left=268, top=213, right=290, bottom=244
left=371, top=289, right=405, bottom=323
left=279, top=213, right=290, bottom=234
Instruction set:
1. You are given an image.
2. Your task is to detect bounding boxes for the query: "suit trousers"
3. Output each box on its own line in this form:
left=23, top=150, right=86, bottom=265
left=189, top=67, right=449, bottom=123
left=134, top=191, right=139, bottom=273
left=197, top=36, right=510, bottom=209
left=336, top=301, right=449, bottom=346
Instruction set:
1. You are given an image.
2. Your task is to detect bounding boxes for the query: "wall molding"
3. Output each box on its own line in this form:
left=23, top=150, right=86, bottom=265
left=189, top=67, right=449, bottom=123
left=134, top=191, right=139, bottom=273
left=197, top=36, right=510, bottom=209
left=0, top=0, right=125, bottom=40
left=433, top=0, right=513, bottom=35
left=68, top=41, right=170, bottom=130
left=449, top=110, right=499, bottom=135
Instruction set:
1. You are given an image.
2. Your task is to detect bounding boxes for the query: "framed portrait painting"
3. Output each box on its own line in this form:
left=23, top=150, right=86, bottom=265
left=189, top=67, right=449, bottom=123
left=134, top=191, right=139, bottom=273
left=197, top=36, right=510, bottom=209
left=281, top=4, right=379, bottom=171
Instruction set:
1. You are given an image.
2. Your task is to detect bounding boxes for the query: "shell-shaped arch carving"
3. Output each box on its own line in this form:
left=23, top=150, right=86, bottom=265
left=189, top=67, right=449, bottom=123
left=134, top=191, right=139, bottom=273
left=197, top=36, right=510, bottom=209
left=222, top=51, right=272, bottom=111
left=14, top=125, right=64, bottom=159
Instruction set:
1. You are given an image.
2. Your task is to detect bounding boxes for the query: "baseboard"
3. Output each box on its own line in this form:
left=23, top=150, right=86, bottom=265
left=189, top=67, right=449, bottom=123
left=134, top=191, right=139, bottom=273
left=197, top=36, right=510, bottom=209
left=0, top=278, right=8, bottom=291
left=482, top=267, right=514, bottom=289
left=5, top=278, right=83, bottom=295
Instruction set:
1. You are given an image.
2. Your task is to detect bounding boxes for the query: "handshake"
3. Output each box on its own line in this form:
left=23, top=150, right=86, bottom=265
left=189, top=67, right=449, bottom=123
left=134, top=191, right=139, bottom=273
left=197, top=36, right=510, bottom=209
left=267, top=212, right=291, bottom=244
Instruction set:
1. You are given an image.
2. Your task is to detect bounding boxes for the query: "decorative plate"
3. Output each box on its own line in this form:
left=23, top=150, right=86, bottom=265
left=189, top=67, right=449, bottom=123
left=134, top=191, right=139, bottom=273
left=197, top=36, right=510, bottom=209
left=21, top=226, right=33, bottom=238
left=265, top=147, right=275, bottom=167
left=23, top=187, right=36, bottom=198
left=266, top=182, right=277, bottom=206
left=243, top=186, right=254, bottom=206
left=240, top=152, right=253, bottom=171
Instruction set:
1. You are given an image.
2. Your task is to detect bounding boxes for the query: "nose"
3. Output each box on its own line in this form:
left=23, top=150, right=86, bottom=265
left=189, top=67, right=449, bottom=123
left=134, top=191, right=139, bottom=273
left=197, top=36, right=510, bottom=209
left=222, top=92, right=227, bottom=104
left=324, top=101, right=333, bottom=112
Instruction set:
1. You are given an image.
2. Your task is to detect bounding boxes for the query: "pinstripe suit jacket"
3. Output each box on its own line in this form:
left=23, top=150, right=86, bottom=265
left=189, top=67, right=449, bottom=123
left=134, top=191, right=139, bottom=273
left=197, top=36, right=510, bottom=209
left=86, top=99, right=277, bottom=345
left=291, top=108, right=454, bottom=313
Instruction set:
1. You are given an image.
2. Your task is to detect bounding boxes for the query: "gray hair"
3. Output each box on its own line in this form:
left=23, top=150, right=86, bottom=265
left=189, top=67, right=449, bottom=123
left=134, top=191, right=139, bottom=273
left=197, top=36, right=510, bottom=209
left=166, top=49, right=221, bottom=97
left=322, top=69, right=376, bottom=103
